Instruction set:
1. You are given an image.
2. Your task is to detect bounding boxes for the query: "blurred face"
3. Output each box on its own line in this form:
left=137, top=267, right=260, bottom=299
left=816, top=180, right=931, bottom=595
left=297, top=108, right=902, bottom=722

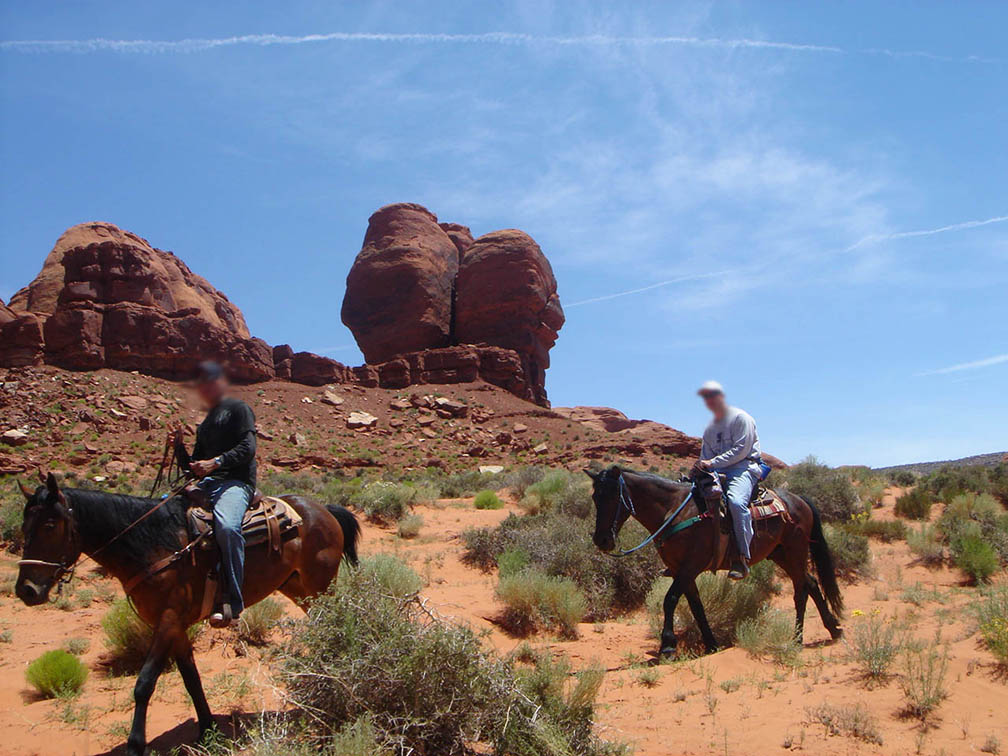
left=702, top=391, right=727, bottom=418
left=194, top=376, right=227, bottom=409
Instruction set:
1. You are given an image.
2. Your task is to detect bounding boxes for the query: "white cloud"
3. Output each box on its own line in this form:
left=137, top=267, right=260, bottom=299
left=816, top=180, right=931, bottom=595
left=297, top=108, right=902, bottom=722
left=917, top=353, right=1008, bottom=376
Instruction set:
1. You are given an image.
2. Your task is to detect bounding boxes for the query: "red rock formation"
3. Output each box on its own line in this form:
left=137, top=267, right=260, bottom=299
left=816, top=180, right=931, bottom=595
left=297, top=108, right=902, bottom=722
left=341, top=204, right=459, bottom=364
left=0, top=300, right=44, bottom=367
left=455, top=230, right=564, bottom=405
left=341, top=206, right=565, bottom=406
left=552, top=406, right=644, bottom=433
left=5, top=222, right=273, bottom=381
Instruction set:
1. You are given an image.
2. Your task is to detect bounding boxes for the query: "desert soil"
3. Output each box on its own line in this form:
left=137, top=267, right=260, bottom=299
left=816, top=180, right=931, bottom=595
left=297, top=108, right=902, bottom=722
left=1, top=487, right=1006, bottom=756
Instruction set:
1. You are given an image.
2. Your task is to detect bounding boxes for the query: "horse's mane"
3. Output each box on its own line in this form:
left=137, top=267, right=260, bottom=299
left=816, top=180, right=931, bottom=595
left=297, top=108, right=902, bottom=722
left=619, top=468, right=689, bottom=493
left=66, top=488, right=187, bottom=564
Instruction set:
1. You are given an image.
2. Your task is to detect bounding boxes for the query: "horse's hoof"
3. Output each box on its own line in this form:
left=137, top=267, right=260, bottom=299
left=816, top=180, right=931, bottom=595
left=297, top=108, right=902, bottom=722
left=830, top=627, right=844, bottom=641
left=659, top=645, right=677, bottom=658
left=705, top=644, right=719, bottom=655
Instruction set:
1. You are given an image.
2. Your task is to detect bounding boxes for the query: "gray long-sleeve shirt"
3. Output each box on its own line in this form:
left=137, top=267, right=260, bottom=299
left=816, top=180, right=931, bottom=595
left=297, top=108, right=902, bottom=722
left=701, top=406, right=762, bottom=474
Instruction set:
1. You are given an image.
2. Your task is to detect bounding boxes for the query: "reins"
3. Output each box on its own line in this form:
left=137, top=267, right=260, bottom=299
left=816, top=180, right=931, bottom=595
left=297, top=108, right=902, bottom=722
left=607, top=474, right=698, bottom=558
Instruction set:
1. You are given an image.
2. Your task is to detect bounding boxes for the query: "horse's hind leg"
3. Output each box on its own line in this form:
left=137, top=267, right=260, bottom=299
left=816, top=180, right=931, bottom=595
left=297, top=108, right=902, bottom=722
left=805, top=573, right=842, bottom=640
left=684, top=580, right=718, bottom=653
left=770, top=548, right=809, bottom=644
left=175, top=636, right=214, bottom=739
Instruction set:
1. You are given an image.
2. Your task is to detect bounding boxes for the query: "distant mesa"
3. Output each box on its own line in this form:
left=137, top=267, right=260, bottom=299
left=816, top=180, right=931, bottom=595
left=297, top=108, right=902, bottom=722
left=2, top=207, right=565, bottom=407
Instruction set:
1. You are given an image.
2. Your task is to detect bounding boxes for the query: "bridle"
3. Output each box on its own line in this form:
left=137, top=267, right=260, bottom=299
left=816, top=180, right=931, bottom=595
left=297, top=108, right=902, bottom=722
left=17, top=475, right=192, bottom=600
left=17, top=497, right=82, bottom=596
left=599, top=470, right=698, bottom=558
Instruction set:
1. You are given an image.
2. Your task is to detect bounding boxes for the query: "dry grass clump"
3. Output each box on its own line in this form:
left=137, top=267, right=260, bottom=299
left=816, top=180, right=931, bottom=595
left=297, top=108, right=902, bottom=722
left=237, top=597, right=285, bottom=646
left=845, top=612, right=903, bottom=680
left=807, top=701, right=883, bottom=745
left=971, top=584, right=1008, bottom=667
left=279, top=554, right=624, bottom=756
left=900, top=643, right=949, bottom=721
left=396, top=513, right=424, bottom=539
left=496, top=568, right=587, bottom=638
left=907, top=523, right=945, bottom=566
left=736, top=607, right=802, bottom=667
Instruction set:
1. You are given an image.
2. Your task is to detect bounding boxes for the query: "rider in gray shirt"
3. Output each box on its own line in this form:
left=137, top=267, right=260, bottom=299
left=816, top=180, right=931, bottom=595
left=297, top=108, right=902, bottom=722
left=695, top=381, right=762, bottom=579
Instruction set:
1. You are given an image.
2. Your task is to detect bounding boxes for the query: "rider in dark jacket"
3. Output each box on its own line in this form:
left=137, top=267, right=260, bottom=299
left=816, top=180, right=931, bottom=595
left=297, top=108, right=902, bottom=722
left=173, top=361, right=257, bottom=628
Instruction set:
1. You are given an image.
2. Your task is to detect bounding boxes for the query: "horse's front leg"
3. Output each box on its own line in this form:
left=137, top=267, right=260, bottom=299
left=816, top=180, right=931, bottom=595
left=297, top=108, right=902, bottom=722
left=684, top=579, right=718, bottom=653
left=175, top=635, right=214, bottom=739
left=660, top=577, right=686, bottom=657
left=127, top=621, right=174, bottom=756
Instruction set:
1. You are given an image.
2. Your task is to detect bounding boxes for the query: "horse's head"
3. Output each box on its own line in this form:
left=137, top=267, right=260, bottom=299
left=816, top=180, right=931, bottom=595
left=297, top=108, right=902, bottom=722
left=585, top=465, right=632, bottom=553
left=15, top=472, right=80, bottom=606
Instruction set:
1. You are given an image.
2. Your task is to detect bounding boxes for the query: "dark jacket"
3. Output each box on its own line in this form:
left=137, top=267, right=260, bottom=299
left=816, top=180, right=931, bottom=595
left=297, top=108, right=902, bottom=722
left=176, top=397, right=257, bottom=487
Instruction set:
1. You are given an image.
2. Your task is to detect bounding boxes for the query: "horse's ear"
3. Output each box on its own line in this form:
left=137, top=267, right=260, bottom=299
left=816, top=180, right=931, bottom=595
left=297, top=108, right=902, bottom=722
left=609, top=464, right=621, bottom=476
left=583, top=468, right=599, bottom=481
left=45, top=472, right=60, bottom=496
left=17, top=479, right=34, bottom=499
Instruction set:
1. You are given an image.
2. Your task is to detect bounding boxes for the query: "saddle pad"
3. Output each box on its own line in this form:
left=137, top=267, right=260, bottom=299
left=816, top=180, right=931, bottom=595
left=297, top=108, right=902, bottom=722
left=750, top=489, right=788, bottom=521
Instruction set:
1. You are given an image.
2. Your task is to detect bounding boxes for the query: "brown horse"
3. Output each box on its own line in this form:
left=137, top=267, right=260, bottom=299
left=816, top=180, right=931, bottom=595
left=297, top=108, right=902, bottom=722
left=586, top=465, right=842, bottom=656
left=15, top=473, right=360, bottom=756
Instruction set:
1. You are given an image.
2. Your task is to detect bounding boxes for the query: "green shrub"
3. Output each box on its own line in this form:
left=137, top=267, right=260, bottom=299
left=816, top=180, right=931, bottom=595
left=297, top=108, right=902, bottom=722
left=842, top=513, right=907, bottom=542
left=647, top=561, right=778, bottom=648
left=519, top=470, right=577, bottom=514
left=856, top=476, right=888, bottom=508
left=736, top=608, right=801, bottom=666
left=894, top=487, right=935, bottom=520
left=889, top=469, right=918, bottom=487
left=907, top=523, right=945, bottom=566
left=938, top=493, right=1008, bottom=565
left=238, top=598, right=285, bottom=646
left=496, top=569, right=587, bottom=638
left=823, top=524, right=872, bottom=579
left=500, top=465, right=547, bottom=499
left=900, top=645, right=948, bottom=720
left=496, top=548, right=530, bottom=578
left=474, top=490, right=504, bottom=510
left=971, top=585, right=1008, bottom=665
left=846, top=613, right=902, bottom=679
left=25, top=649, right=87, bottom=698
left=396, top=514, right=424, bottom=539
left=101, top=599, right=154, bottom=672
left=357, top=481, right=417, bottom=523
left=953, top=534, right=999, bottom=584
left=921, top=464, right=996, bottom=502
left=280, top=558, right=621, bottom=756
left=462, top=509, right=660, bottom=621
left=776, top=457, right=861, bottom=522
left=436, top=469, right=500, bottom=498
left=342, top=554, right=423, bottom=599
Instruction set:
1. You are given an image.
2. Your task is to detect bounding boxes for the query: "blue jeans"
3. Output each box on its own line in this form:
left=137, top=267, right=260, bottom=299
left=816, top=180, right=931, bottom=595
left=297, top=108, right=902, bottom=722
left=720, top=463, right=757, bottom=560
left=199, top=478, right=252, bottom=614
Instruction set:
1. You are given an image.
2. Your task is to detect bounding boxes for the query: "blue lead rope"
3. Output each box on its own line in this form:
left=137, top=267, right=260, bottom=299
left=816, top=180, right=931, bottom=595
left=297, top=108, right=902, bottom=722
left=609, top=485, right=698, bottom=558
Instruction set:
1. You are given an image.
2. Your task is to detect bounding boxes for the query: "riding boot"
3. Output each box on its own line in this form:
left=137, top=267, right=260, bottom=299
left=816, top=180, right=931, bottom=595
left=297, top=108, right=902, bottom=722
left=209, top=602, right=233, bottom=628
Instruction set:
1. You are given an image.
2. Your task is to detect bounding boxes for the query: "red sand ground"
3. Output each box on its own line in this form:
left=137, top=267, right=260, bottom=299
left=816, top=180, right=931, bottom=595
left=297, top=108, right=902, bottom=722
left=1, top=488, right=1006, bottom=756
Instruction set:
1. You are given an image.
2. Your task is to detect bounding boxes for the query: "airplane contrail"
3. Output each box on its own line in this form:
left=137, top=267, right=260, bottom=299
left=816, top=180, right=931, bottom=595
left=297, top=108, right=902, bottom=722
left=844, top=213, right=1008, bottom=252
left=0, top=32, right=998, bottom=64
left=565, top=269, right=740, bottom=307
left=917, top=353, right=1008, bottom=376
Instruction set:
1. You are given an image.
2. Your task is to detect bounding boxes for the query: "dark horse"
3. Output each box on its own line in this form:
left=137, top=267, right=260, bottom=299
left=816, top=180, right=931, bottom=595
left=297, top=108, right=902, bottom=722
left=586, top=465, right=843, bottom=656
left=15, top=473, right=360, bottom=756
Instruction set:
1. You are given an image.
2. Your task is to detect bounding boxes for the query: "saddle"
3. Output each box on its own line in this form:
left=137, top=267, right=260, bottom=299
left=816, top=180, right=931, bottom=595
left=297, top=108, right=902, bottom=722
left=185, top=488, right=303, bottom=554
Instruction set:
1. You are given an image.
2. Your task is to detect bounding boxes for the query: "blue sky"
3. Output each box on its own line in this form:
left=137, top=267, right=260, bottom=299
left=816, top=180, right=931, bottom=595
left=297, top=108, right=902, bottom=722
left=1, top=2, right=1006, bottom=467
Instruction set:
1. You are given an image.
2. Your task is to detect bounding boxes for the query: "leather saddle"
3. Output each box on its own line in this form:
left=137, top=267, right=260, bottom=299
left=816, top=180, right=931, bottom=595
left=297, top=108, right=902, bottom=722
left=184, top=488, right=303, bottom=554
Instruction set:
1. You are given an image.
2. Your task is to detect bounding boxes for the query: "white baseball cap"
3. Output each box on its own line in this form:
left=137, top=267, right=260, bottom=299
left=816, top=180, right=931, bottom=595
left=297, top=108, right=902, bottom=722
left=697, top=380, right=724, bottom=396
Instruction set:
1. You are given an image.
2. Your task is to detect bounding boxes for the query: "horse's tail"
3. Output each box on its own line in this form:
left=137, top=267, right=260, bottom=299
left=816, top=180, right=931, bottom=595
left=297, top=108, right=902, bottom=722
left=326, top=504, right=361, bottom=567
left=804, top=496, right=843, bottom=618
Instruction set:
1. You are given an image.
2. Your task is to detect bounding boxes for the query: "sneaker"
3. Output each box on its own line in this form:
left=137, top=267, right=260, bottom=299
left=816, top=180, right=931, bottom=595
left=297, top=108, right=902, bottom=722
left=727, top=560, right=749, bottom=580
left=209, top=603, right=233, bottom=628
